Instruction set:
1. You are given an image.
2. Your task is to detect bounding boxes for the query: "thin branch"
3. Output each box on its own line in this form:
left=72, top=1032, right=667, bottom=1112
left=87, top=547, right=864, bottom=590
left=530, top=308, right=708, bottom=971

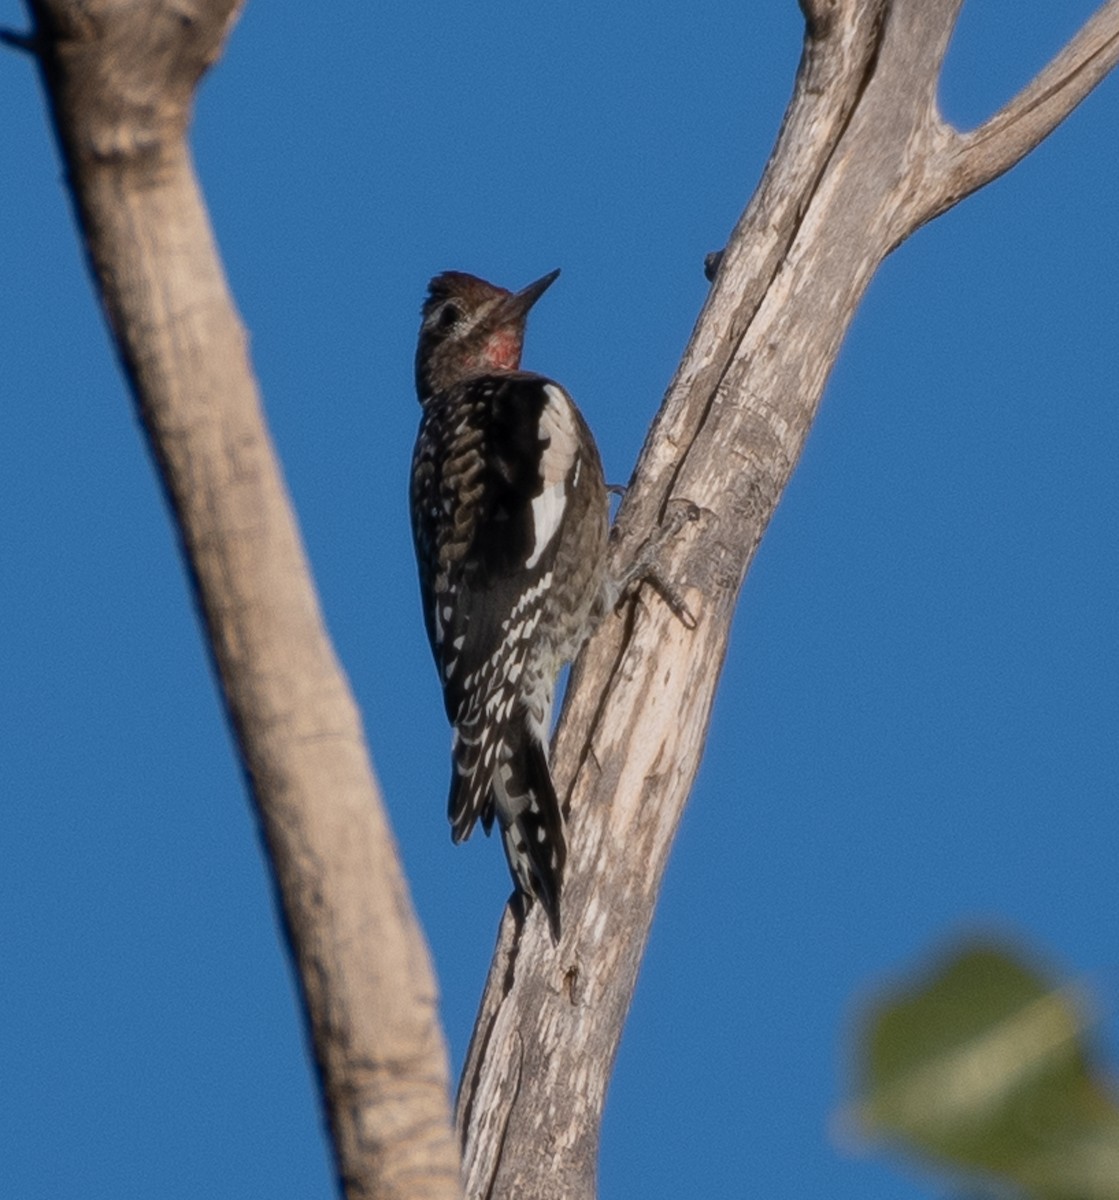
left=0, top=27, right=40, bottom=54
left=925, top=0, right=1119, bottom=223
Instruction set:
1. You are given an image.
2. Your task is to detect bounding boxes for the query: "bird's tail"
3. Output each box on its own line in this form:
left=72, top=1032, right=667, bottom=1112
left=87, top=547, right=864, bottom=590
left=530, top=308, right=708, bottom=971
left=496, top=729, right=566, bottom=941
left=448, top=713, right=567, bottom=940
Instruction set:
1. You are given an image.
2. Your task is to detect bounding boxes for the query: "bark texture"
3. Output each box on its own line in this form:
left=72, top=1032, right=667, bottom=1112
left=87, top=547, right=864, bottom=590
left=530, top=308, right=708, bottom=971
left=18, top=3, right=460, bottom=1198
left=456, top=2, right=1119, bottom=1197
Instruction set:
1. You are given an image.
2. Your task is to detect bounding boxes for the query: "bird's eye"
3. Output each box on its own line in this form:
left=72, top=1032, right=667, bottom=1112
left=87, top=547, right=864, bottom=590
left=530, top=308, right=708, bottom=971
left=437, top=303, right=460, bottom=330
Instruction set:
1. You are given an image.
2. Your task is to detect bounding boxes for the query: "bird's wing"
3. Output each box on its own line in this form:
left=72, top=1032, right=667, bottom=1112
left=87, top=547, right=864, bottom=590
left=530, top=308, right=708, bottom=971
left=411, top=373, right=583, bottom=838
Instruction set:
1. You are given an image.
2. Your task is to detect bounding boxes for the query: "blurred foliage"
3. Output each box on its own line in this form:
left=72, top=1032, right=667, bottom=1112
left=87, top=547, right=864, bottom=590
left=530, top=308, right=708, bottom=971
left=848, top=940, right=1119, bottom=1199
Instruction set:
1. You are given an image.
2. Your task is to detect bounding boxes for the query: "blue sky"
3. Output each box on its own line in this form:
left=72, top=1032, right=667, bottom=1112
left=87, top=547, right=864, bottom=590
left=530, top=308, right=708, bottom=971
left=2, top=3, right=1116, bottom=1197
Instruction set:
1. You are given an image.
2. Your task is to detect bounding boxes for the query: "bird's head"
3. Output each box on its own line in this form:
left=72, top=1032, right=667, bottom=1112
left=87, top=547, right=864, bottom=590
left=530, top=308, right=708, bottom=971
left=415, top=268, right=560, bottom=403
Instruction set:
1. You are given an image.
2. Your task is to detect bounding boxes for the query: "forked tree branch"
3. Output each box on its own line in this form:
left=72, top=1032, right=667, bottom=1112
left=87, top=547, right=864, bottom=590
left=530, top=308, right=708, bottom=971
left=17, top=2, right=459, bottom=1198
left=926, top=0, right=1119, bottom=223
left=457, top=2, right=1119, bottom=1197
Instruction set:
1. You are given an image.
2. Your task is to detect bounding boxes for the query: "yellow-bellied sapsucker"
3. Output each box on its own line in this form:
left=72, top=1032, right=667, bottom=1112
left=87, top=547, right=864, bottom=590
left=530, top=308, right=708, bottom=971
left=410, top=269, right=609, bottom=940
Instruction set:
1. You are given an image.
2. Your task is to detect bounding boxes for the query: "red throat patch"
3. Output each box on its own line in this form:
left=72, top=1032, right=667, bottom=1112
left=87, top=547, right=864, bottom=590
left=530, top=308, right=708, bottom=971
left=482, top=328, right=524, bottom=372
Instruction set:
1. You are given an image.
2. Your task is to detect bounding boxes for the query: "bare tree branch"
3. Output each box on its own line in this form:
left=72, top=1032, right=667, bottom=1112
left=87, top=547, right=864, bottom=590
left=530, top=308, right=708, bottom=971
left=925, top=0, right=1119, bottom=224
left=458, top=2, right=1119, bottom=1196
left=20, top=2, right=459, bottom=1197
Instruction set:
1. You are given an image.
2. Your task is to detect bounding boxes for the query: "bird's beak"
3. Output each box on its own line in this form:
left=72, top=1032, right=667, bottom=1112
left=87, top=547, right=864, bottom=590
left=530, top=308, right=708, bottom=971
left=500, top=268, right=561, bottom=321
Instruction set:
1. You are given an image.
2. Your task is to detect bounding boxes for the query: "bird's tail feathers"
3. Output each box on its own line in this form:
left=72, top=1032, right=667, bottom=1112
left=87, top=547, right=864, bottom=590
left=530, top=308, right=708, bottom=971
left=449, top=713, right=567, bottom=939
left=495, top=726, right=566, bottom=941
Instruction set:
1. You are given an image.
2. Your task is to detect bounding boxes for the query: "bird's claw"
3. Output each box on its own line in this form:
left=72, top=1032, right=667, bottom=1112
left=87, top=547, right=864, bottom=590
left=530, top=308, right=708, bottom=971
left=614, top=502, right=700, bottom=630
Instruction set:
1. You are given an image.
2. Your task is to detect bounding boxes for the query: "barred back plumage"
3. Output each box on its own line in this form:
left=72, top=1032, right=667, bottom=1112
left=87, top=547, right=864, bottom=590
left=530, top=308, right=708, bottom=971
left=410, top=269, right=609, bottom=940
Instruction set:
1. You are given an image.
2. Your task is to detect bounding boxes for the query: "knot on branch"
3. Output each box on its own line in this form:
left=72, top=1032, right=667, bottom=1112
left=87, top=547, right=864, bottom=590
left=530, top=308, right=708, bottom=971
left=798, top=0, right=839, bottom=41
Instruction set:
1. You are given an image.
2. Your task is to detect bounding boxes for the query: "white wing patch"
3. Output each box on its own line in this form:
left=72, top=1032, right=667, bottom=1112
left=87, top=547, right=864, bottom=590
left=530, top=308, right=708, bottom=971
left=526, top=384, right=579, bottom=570
left=526, top=482, right=565, bottom=569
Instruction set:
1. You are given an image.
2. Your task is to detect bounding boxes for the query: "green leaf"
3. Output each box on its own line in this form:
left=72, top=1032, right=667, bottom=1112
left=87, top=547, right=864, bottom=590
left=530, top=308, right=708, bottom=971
left=848, top=940, right=1119, bottom=1199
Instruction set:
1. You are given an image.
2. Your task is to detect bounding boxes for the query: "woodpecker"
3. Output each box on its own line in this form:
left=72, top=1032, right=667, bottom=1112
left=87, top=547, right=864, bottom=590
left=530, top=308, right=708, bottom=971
left=410, top=269, right=609, bottom=940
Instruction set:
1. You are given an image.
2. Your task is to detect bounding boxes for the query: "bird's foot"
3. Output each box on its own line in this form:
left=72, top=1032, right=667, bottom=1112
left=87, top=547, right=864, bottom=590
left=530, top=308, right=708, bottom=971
left=613, top=503, right=699, bottom=630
